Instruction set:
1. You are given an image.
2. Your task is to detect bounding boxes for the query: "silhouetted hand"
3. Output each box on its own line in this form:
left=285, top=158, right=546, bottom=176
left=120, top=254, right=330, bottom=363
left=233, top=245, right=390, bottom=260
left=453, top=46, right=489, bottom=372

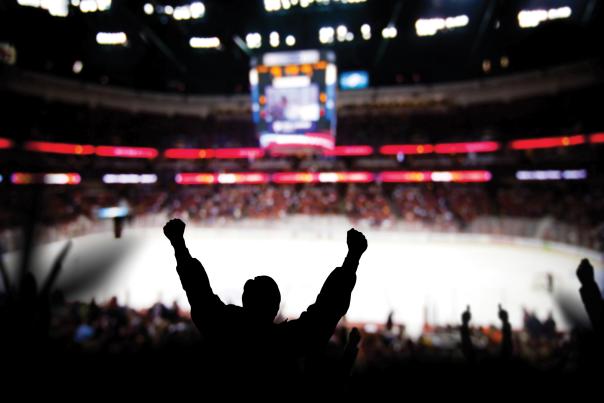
left=164, top=219, right=185, bottom=244
left=462, top=305, right=471, bottom=325
left=348, top=327, right=361, bottom=346
left=577, top=258, right=595, bottom=285
left=498, top=304, right=509, bottom=323
left=347, top=228, right=367, bottom=256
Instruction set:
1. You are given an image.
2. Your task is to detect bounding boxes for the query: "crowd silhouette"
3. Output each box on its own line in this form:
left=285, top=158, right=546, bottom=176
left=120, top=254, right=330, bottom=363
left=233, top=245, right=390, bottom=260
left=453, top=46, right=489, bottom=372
left=0, top=216, right=602, bottom=396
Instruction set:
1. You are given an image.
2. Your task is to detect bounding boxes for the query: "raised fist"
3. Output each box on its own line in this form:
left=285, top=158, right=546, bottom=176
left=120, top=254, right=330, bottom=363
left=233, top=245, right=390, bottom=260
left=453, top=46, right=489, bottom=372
left=462, top=305, right=471, bottom=325
left=577, top=258, right=595, bottom=285
left=347, top=228, right=368, bottom=256
left=163, top=218, right=185, bottom=243
left=498, top=304, right=509, bottom=323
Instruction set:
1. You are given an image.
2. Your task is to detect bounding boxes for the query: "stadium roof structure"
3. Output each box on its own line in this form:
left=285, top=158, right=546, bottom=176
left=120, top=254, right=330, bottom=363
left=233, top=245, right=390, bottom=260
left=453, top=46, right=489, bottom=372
left=2, top=61, right=600, bottom=117
left=0, top=0, right=602, bottom=94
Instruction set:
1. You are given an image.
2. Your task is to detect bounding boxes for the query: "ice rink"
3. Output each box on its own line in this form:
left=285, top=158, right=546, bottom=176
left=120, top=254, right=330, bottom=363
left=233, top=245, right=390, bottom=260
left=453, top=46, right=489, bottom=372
left=4, top=217, right=602, bottom=336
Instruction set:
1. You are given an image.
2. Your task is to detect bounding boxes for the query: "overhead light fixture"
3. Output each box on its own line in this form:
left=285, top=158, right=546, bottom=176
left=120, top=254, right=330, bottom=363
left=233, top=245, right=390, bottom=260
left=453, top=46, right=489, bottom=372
left=518, top=6, right=571, bottom=28
left=189, top=36, right=221, bottom=49
left=415, top=15, right=469, bottom=37
left=319, top=26, right=335, bottom=44
left=360, top=24, right=371, bottom=40
left=96, top=32, right=127, bottom=46
left=269, top=31, right=280, bottom=47
left=381, top=25, right=397, bottom=39
left=72, top=60, right=83, bottom=73
left=246, top=33, right=262, bottom=49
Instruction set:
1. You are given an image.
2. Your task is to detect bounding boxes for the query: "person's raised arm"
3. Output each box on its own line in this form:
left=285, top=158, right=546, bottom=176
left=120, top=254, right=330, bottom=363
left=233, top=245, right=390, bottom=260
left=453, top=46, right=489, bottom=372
left=293, top=229, right=368, bottom=350
left=164, top=219, right=192, bottom=265
left=163, top=219, right=224, bottom=329
left=340, top=327, right=361, bottom=376
left=577, top=258, right=603, bottom=334
left=314, top=228, right=368, bottom=316
left=498, top=304, right=513, bottom=359
left=342, top=228, right=368, bottom=273
left=460, top=305, right=476, bottom=363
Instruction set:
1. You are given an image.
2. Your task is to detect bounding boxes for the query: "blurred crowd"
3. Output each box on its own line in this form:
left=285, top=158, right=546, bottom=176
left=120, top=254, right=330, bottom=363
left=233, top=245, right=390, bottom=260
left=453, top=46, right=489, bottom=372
left=47, top=297, right=200, bottom=355
left=20, top=294, right=574, bottom=377
left=2, top=182, right=603, bottom=251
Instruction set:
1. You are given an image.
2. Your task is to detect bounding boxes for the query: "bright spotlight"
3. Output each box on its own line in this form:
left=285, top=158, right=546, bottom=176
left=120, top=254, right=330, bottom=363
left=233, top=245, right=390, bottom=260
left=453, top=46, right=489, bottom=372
left=189, top=36, right=221, bottom=49
left=96, top=0, right=111, bottom=11
left=319, top=26, right=335, bottom=44
left=173, top=5, right=191, bottom=20
left=246, top=33, right=262, bottom=49
left=264, top=0, right=281, bottom=12
left=80, top=0, right=98, bottom=13
left=518, top=7, right=570, bottom=28
left=415, top=15, right=468, bottom=37
left=361, top=23, right=371, bottom=40
left=72, top=60, right=83, bottom=73
left=190, top=2, right=205, bottom=18
left=96, top=32, right=127, bottom=45
left=270, top=31, right=280, bottom=47
left=337, top=25, right=348, bottom=42
left=381, top=25, right=397, bottom=39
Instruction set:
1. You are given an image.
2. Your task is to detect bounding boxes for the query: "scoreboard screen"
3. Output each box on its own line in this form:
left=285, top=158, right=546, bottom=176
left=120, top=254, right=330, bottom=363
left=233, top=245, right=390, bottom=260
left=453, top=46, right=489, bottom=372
left=250, top=50, right=337, bottom=153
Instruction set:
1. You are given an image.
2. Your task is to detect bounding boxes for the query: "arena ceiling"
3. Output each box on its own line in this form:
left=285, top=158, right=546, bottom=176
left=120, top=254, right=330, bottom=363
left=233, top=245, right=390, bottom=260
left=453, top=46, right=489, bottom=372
left=0, top=0, right=602, bottom=94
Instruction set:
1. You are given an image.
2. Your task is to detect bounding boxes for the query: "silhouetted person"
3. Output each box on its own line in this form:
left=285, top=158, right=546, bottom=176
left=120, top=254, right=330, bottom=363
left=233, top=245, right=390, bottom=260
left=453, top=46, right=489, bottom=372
left=386, top=311, right=394, bottom=332
left=163, top=218, right=368, bottom=387
left=576, top=258, right=603, bottom=336
left=1, top=240, right=71, bottom=359
left=498, top=304, right=513, bottom=360
left=341, top=327, right=361, bottom=375
left=543, top=311, right=557, bottom=340
left=460, top=304, right=513, bottom=363
left=547, top=272, right=554, bottom=294
left=113, top=216, right=124, bottom=238
left=460, top=305, right=476, bottom=363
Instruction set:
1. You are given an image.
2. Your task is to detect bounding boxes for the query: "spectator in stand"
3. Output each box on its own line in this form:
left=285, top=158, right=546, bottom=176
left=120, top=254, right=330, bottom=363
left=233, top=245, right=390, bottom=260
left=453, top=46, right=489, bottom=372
left=459, top=304, right=513, bottom=363
left=576, top=259, right=603, bottom=336
left=163, top=218, right=368, bottom=386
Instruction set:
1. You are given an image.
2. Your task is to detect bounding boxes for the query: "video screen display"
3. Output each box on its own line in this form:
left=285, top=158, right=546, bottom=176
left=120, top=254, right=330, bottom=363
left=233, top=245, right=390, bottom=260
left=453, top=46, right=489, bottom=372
left=250, top=50, right=336, bottom=152
left=340, top=70, right=369, bottom=90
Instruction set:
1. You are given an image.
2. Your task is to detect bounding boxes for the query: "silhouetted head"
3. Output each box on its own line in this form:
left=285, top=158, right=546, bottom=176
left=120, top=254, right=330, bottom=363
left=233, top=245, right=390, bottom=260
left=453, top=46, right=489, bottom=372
left=242, top=275, right=281, bottom=323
